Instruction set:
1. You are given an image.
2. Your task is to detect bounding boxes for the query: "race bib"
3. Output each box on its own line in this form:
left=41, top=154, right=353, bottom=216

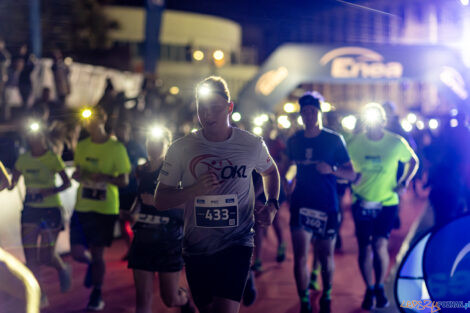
left=25, top=188, right=44, bottom=203
left=82, top=181, right=107, bottom=201
left=358, top=200, right=382, bottom=219
left=137, top=213, right=170, bottom=225
left=299, top=207, right=328, bottom=236
left=194, top=194, right=238, bottom=228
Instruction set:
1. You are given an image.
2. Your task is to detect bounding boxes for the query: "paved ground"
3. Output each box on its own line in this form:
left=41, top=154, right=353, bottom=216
left=4, top=189, right=427, bottom=313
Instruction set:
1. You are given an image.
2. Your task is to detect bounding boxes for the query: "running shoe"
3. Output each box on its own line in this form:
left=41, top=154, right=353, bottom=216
left=87, top=288, right=105, bottom=311
left=375, top=285, right=389, bottom=308
left=300, top=301, right=312, bottom=313
left=59, top=263, right=72, bottom=292
left=242, top=270, right=257, bottom=306
left=319, top=295, right=331, bottom=313
left=251, top=259, right=263, bottom=274
left=361, top=287, right=375, bottom=310
left=276, top=243, right=286, bottom=263
left=84, top=263, right=93, bottom=288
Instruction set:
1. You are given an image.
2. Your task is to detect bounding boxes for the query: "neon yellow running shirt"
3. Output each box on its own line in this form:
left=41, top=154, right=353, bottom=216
left=348, top=130, right=416, bottom=206
left=74, top=137, right=131, bottom=215
left=15, top=151, right=65, bottom=208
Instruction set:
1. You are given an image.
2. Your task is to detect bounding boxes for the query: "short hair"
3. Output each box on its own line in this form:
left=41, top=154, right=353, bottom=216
left=93, top=105, right=108, bottom=122
left=299, top=91, right=324, bottom=111
left=196, top=76, right=231, bottom=103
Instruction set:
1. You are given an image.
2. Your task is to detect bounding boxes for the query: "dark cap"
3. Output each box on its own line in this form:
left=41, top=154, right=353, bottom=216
left=299, top=91, right=323, bottom=111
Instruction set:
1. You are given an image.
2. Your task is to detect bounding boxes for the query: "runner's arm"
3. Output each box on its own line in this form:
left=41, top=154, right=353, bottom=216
left=154, top=172, right=220, bottom=211
left=8, top=169, right=21, bottom=190
left=333, top=161, right=357, bottom=181
left=260, top=164, right=280, bottom=202
left=398, top=154, right=419, bottom=187
left=39, top=170, right=71, bottom=196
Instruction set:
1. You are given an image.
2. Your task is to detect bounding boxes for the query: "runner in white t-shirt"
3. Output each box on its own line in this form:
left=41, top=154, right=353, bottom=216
left=154, top=76, right=280, bottom=313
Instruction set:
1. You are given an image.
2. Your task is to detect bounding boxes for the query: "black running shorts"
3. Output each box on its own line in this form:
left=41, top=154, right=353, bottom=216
left=352, top=201, right=398, bottom=245
left=21, top=206, right=63, bottom=230
left=70, top=211, right=118, bottom=247
left=183, top=245, right=253, bottom=308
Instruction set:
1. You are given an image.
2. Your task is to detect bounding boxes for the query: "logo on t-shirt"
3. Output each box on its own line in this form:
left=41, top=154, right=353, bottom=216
left=190, top=154, right=248, bottom=182
left=85, top=157, right=99, bottom=164
left=365, top=155, right=382, bottom=163
left=305, top=148, right=313, bottom=160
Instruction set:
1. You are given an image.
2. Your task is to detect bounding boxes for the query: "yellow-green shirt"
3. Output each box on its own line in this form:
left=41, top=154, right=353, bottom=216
left=15, top=151, right=65, bottom=208
left=348, top=130, right=416, bottom=206
left=74, top=137, right=131, bottom=215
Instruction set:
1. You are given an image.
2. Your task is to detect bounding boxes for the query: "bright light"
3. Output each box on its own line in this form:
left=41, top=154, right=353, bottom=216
left=451, top=109, right=459, bottom=116
left=461, top=0, right=469, bottom=6
left=232, top=112, right=242, bottom=122
left=253, top=126, right=263, bottom=135
left=321, top=102, right=332, bottom=112
left=198, top=85, right=211, bottom=97
left=341, top=115, right=357, bottom=131
left=64, top=57, right=73, bottom=66
left=193, top=50, right=204, bottom=61
left=450, top=119, right=459, bottom=128
left=284, top=102, right=296, bottom=113
left=407, top=113, right=417, bottom=124
left=363, top=104, right=383, bottom=126
left=191, top=128, right=198, bottom=133
left=297, top=116, right=304, bottom=126
left=277, top=115, right=291, bottom=129
left=401, top=120, right=413, bottom=132
left=429, top=119, right=439, bottom=130
left=416, top=120, right=425, bottom=130
left=29, top=122, right=40, bottom=132
left=169, top=86, right=180, bottom=95
left=213, top=50, right=224, bottom=61
left=150, top=126, right=163, bottom=138
left=254, top=116, right=264, bottom=126
left=81, top=109, right=92, bottom=119
left=260, top=114, right=269, bottom=122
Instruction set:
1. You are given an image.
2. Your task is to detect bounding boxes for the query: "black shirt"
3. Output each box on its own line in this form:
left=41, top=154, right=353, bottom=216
left=287, top=128, right=350, bottom=212
left=133, top=163, right=183, bottom=241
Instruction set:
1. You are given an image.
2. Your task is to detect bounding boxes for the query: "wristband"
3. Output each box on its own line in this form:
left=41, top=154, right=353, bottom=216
left=265, top=199, right=280, bottom=210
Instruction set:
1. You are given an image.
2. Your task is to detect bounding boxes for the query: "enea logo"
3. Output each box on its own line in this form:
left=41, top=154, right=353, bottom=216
left=320, top=47, right=403, bottom=79
left=189, top=154, right=248, bottom=183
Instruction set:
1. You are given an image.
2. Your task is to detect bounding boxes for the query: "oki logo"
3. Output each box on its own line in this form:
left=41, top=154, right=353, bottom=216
left=320, top=47, right=403, bottom=79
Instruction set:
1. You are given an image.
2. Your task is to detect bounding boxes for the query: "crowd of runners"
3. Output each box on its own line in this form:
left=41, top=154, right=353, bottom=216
left=2, top=74, right=470, bottom=313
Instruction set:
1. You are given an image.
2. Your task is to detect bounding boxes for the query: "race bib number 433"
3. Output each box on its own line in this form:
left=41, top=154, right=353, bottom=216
left=195, top=194, right=238, bottom=228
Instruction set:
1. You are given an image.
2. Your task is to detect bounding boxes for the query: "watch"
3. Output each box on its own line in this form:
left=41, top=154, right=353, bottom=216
left=265, top=199, right=280, bottom=210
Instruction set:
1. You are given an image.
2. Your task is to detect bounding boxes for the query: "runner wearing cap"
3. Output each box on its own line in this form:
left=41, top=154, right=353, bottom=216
left=154, top=76, right=280, bottom=313
left=348, top=103, right=418, bottom=310
left=285, top=92, right=356, bottom=313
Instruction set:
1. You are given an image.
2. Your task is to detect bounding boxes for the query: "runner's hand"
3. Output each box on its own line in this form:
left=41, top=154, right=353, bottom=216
left=194, top=172, right=222, bottom=195
left=394, top=181, right=408, bottom=194
left=315, top=162, right=333, bottom=175
left=255, top=202, right=277, bottom=227
left=89, top=173, right=109, bottom=182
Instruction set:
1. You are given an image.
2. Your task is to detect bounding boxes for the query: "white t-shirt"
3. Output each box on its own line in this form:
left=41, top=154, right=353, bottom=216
left=158, top=127, right=274, bottom=256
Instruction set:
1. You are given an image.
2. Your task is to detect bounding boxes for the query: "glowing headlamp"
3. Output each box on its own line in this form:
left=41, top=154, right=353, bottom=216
left=29, top=122, right=41, bottom=133
left=362, top=103, right=385, bottom=127
left=81, top=108, right=93, bottom=119
left=197, top=84, right=229, bottom=101
left=150, top=126, right=163, bottom=139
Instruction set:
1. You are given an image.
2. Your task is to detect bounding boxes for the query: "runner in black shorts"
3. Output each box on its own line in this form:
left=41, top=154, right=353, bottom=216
left=9, top=119, right=72, bottom=307
left=70, top=107, right=131, bottom=311
left=284, top=92, right=356, bottom=313
left=127, top=126, right=194, bottom=313
left=348, top=103, right=418, bottom=310
left=154, top=76, right=280, bottom=313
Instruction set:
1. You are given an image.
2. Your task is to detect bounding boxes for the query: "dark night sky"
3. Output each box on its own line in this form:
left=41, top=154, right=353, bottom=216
left=107, top=0, right=367, bottom=61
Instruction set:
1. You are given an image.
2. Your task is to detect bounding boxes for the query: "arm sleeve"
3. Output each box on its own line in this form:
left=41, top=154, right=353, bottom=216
left=397, top=137, right=415, bottom=163
left=114, top=143, right=132, bottom=175
left=254, top=137, right=274, bottom=173
left=157, top=143, right=183, bottom=187
left=334, top=135, right=351, bottom=165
